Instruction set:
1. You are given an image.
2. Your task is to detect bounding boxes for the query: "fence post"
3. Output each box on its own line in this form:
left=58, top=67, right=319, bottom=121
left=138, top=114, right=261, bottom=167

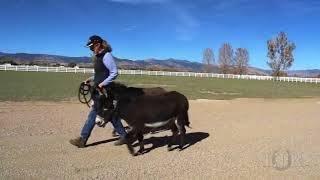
left=4, top=65, right=7, bottom=71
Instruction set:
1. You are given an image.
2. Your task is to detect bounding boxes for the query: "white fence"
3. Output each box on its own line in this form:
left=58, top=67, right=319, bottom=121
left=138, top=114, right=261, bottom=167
left=0, top=64, right=319, bottom=84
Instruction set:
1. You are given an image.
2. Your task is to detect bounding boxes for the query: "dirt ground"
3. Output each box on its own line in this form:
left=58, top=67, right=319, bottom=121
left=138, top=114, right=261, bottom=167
left=1, top=98, right=320, bottom=179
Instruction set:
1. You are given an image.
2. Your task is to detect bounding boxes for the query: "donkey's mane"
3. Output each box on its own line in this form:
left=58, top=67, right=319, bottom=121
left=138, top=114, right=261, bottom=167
left=108, top=82, right=128, bottom=90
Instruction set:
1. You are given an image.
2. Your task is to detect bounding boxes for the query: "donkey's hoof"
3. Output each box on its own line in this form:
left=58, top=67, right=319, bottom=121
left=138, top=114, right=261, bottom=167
left=111, top=132, right=118, bottom=137
left=134, top=151, right=143, bottom=156
left=167, top=147, right=174, bottom=151
left=178, top=146, right=184, bottom=151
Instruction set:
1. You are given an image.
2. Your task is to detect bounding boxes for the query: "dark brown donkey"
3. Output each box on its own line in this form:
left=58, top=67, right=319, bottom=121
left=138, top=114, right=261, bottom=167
left=95, top=83, right=190, bottom=156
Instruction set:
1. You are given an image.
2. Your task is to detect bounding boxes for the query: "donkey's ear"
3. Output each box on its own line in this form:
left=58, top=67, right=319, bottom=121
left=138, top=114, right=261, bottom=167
left=106, top=86, right=114, bottom=95
left=96, top=88, right=103, bottom=96
left=102, top=88, right=108, bottom=97
left=105, top=86, right=111, bottom=92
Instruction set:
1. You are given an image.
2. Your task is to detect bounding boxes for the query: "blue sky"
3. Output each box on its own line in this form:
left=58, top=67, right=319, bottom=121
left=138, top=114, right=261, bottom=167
left=0, top=0, right=319, bottom=70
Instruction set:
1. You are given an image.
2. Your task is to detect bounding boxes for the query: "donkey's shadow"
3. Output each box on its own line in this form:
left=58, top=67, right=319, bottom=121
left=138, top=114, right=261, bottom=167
left=86, top=132, right=210, bottom=154
left=133, top=132, right=210, bottom=154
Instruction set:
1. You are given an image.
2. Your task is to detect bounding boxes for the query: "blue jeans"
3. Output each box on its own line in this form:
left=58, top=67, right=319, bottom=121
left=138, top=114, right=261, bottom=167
left=80, top=108, right=127, bottom=140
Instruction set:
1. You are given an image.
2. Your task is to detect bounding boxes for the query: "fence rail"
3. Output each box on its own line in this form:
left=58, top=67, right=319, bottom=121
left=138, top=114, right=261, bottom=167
left=0, top=64, right=319, bottom=84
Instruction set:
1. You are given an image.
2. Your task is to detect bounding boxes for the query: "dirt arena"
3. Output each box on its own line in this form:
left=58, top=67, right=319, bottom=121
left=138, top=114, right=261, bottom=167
left=1, top=98, right=320, bottom=179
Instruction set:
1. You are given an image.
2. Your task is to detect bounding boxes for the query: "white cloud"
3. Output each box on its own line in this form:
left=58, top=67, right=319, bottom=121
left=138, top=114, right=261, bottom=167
left=278, top=0, right=320, bottom=14
left=175, top=27, right=197, bottom=42
left=211, top=0, right=259, bottom=11
left=210, top=0, right=320, bottom=14
left=166, top=1, right=200, bottom=42
left=108, top=0, right=170, bottom=4
left=123, top=25, right=137, bottom=31
left=109, top=0, right=200, bottom=41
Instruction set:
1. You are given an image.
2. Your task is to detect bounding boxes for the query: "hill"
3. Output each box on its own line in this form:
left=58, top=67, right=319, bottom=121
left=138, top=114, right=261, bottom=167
left=0, top=51, right=319, bottom=76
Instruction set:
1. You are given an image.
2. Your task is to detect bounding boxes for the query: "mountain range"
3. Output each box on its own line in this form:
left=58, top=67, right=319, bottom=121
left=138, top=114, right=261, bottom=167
left=0, top=52, right=319, bottom=77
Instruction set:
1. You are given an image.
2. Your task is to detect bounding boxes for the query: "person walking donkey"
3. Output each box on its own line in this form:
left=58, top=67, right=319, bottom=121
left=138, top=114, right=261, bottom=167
left=69, top=35, right=127, bottom=148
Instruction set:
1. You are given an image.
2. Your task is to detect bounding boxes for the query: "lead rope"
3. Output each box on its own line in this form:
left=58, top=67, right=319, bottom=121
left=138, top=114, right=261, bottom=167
left=78, top=82, right=92, bottom=108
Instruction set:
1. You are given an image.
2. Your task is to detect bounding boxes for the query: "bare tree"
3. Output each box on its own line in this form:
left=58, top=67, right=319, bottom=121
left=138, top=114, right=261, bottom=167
left=203, top=48, right=215, bottom=73
left=234, top=48, right=249, bottom=75
left=218, top=43, right=233, bottom=74
left=267, top=32, right=296, bottom=77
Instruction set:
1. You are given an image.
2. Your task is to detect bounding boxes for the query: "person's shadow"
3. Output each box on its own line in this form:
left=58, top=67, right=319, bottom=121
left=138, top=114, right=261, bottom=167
left=86, top=137, right=119, bottom=147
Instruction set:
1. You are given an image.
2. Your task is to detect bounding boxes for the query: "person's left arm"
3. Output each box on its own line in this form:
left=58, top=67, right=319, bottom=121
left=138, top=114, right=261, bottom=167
left=98, top=53, right=118, bottom=88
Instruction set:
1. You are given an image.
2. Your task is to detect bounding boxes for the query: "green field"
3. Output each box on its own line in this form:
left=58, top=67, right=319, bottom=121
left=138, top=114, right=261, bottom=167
left=0, top=71, right=319, bottom=101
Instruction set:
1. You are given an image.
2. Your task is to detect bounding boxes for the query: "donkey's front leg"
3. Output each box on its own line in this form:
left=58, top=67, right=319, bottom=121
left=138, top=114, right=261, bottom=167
left=135, top=132, right=144, bottom=156
left=125, top=131, right=136, bottom=156
left=168, top=123, right=178, bottom=151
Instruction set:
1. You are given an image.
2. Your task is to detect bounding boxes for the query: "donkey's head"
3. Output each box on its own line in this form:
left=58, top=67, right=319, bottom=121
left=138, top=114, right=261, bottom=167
left=93, top=87, right=115, bottom=127
left=105, top=82, right=128, bottom=100
left=94, top=82, right=138, bottom=126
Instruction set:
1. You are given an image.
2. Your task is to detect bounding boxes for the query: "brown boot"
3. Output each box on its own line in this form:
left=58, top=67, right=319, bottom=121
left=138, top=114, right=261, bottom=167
left=114, top=138, right=126, bottom=146
left=112, top=129, right=118, bottom=137
left=69, top=137, right=87, bottom=148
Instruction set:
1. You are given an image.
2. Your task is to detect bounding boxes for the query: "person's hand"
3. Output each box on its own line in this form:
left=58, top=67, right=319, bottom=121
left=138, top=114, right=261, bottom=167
left=98, top=82, right=104, bottom=89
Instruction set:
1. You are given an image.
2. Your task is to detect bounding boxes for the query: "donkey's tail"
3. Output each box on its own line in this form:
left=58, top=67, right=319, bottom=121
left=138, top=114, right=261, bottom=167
left=178, top=100, right=190, bottom=128
left=183, top=110, right=191, bottom=128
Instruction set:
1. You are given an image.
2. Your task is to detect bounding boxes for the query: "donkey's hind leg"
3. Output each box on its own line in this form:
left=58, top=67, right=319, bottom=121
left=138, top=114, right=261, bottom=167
left=178, top=125, right=186, bottom=150
left=177, top=110, right=188, bottom=150
left=168, top=123, right=178, bottom=151
left=176, top=119, right=186, bottom=150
